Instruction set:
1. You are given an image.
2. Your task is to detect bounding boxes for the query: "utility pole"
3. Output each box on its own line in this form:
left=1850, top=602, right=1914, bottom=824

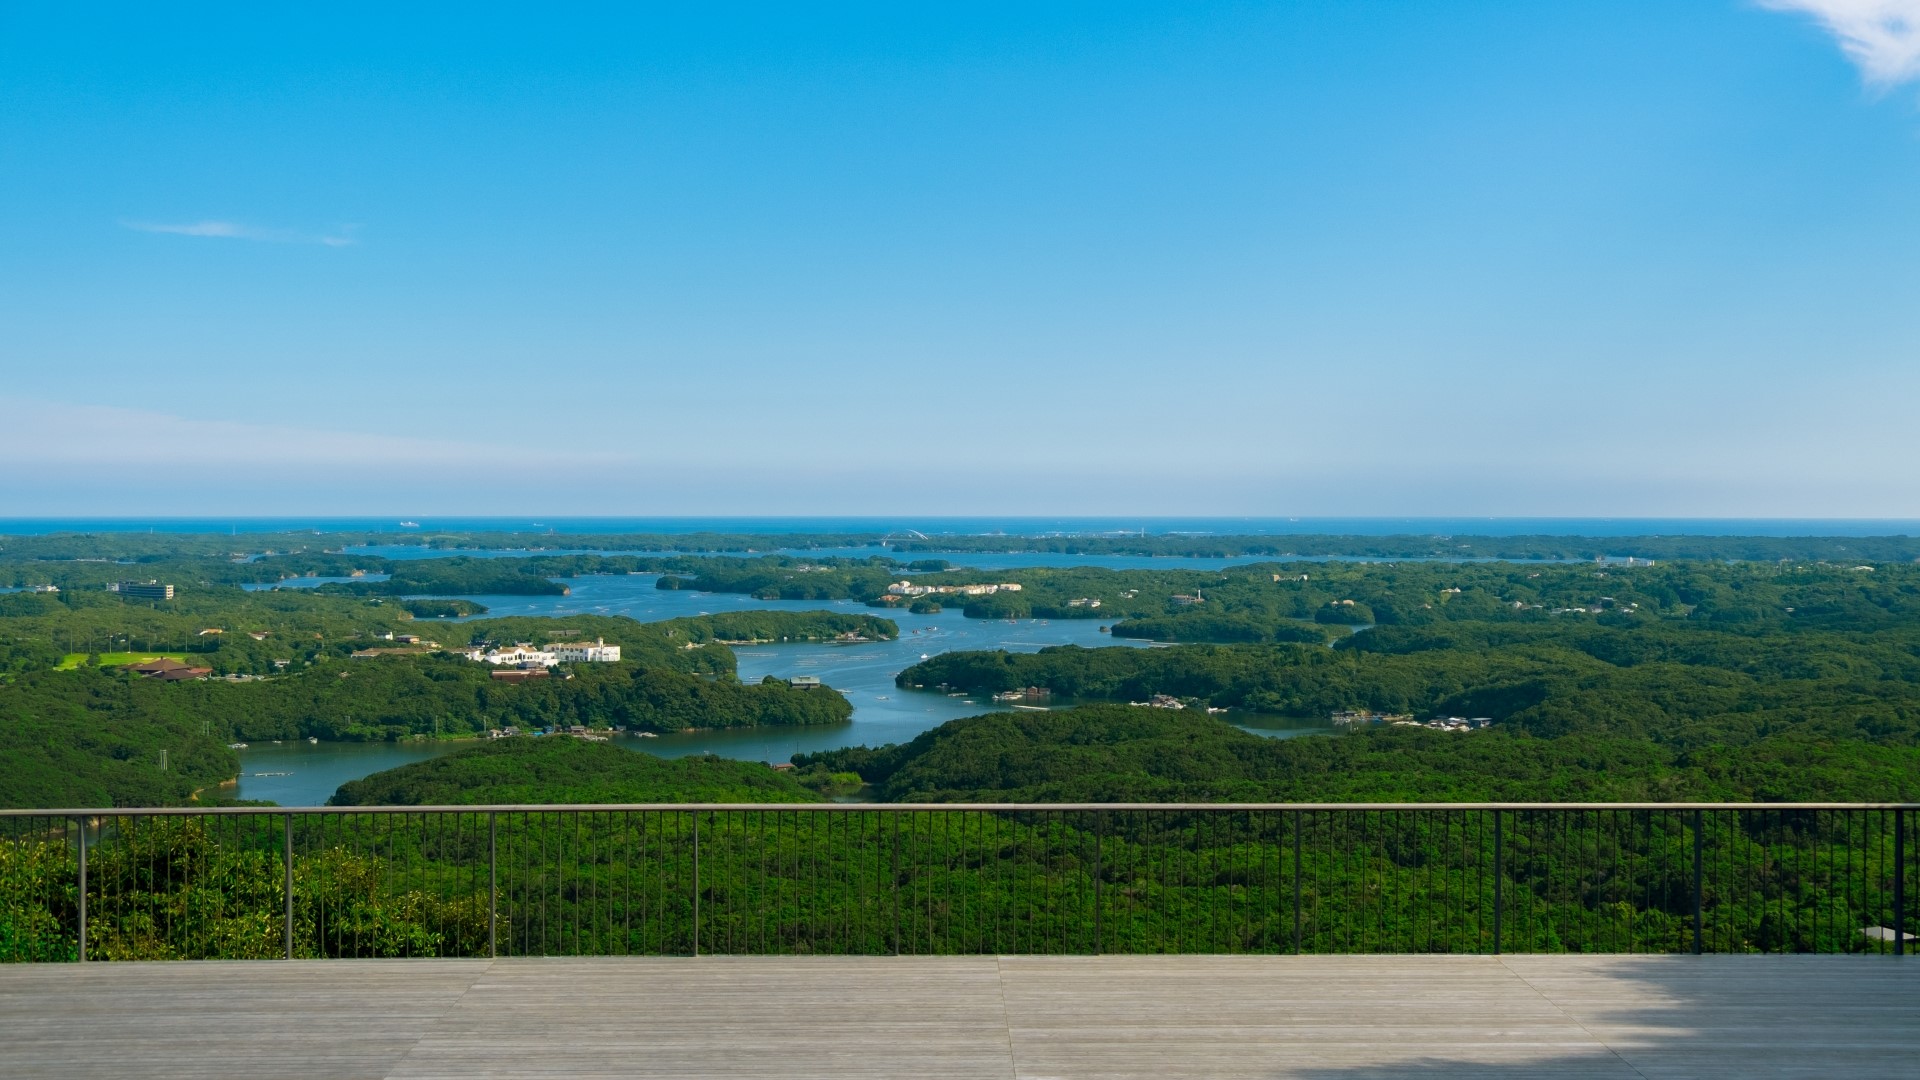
left=159, top=749, right=168, bottom=772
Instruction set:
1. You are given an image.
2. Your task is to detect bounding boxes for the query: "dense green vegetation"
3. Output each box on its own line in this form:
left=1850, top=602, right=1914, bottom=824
left=7, top=523, right=1920, bottom=959
left=331, top=738, right=819, bottom=805
left=883, top=531, right=1920, bottom=563
left=6, top=754, right=1903, bottom=959
left=0, top=679, right=237, bottom=807
left=8, top=530, right=1920, bottom=813
left=800, top=706, right=1919, bottom=802
left=0, top=648, right=848, bottom=798
left=0, top=607, right=887, bottom=807
left=399, top=598, right=487, bottom=619
left=314, top=558, right=572, bottom=597
left=1110, top=613, right=1328, bottom=644
left=0, top=816, right=492, bottom=961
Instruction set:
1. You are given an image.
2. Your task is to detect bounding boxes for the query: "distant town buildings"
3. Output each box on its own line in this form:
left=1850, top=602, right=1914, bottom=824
left=1333, top=710, right=1492, bottom=732
left=1129, top=693, right=1186, bottom=710
left=109, top=581, right=174, bottom=600
left=468, top=644, right=559, bottom=668
left=992, top=686, right=1053, bottom=703
left=886, top=580, right=1024, bottom=597
left=125, top=657, right=211, bottom=681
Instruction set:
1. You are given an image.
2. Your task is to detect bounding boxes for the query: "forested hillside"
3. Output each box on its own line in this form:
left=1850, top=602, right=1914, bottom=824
left=331, top=737, right=820, bottom=805
left=798, top=705, right=1920, bottom=803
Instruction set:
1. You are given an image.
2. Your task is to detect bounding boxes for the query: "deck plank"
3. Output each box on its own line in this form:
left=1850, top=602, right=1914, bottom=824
left=1, top=955, right=1914, bottom=1079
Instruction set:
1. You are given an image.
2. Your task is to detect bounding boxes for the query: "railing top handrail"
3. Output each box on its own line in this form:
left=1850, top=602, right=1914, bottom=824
left=3, top=801, right=1918, bottom=816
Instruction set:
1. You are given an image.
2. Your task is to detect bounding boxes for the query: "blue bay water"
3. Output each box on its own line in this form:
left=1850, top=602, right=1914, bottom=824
left=236, top=572, right=1336, bottom=805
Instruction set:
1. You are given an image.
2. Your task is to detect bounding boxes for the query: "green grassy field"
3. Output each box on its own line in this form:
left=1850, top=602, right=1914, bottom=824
left=55, top=652, right=191, bottom=670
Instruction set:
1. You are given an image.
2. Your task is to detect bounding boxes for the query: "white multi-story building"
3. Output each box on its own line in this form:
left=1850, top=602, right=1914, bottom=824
left=477, top=644, right=558, bottom=668
left=550, top=638, right=621, bottom=663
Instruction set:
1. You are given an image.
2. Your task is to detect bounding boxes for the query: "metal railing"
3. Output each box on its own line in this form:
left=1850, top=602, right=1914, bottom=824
left=1, top=804, right=1912, bottom=961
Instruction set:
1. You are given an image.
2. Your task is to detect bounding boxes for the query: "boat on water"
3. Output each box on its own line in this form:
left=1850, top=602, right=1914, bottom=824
left=399, top=521, right=420, bottom=528
left=307, top=736, right=318, bottom=743
left=635, top=731, right=658, bottom=738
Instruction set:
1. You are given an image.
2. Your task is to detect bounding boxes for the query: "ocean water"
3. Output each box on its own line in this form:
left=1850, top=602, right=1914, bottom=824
left=5, top=516, right=1919, bottom=538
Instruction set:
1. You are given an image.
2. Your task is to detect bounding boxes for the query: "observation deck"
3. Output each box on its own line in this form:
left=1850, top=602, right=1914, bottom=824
left=3, top=953, right=1916, bottom=1078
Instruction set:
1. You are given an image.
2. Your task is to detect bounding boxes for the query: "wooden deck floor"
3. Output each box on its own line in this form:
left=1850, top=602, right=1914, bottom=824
left=2, top=955, right=1914, bottom=1079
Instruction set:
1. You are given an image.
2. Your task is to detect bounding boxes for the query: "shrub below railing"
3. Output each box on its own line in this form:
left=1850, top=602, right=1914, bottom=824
left=1, top=805, right=1911, bottom=961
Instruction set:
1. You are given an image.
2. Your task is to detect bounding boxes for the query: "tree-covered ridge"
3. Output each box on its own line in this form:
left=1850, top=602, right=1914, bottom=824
left=0, top=586, right=893, bottom=680
left=329, top=738, right=820, bottom=806
left=14, top=535, right=1920, bottom=644
left=0, top=608, right=887, bottom=808
left=0, top=677, right=237, bottom=808
left=648, top=554, right=1920, bottom=632
left=881, top=532, right=1920, bottom=563
left=1, top=651, right=849, bottom=753
left=796, top=705, right=1920, bottom=804
left=900, top=618, right=1920, bottom=748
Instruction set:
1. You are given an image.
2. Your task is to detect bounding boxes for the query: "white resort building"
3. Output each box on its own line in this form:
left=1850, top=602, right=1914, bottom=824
left=550, top=638, right=621, bottom=663
left=472, top=644, right=558, bottom=668
left=465, top=638, right=621, bottom=667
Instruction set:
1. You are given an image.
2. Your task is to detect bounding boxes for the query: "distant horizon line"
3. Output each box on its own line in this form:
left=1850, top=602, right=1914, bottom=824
left=9, top=515, right=1920, bottom=523
left=5, top=514, right=1920, bottom=541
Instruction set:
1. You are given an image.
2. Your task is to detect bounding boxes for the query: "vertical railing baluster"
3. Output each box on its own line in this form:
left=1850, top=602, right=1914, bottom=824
left=891, top=812, right=901, bottom=957
left=1292, top=809, right=1302, bottom=955
left=1492, top=810, right=1503, bottom=955
left=1895, top=808, right=1906, bottom=957
left=283, top=813, right=294, bottom=959
left=1093, top=810, right=1103, bottom=956
left=1692, top=809, right=1705, bottom=956
left=691, top=810, right=701, bottom=958
left=488, top=812, right=498, bottom=959
left=75, top=815, right=87, bottom=964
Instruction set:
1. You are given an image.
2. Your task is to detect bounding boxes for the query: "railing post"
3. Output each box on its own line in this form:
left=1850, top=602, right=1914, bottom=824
left=74, top=816, right=87, bottom=964
left=1292, top=809, right=1302, bottom=955
left=691, top=810, right=701, bottom=958
left=488, top=812, right=498, bottom=959
left=1092, top=811, right=1104, bottom=956
left=283, top=813, right=294, bottom=960
left=1692, top=809, right=1704, bottom=956
left=1492, top=810, right=1502, bottom=956
left=1895, top=809, right=1907, bottom=958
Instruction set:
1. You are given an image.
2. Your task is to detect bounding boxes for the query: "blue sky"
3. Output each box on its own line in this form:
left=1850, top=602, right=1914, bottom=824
left=2, top=2, right=1918, bottom=516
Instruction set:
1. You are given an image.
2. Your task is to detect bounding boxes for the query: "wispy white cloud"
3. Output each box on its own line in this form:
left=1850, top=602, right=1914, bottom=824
left=121, top=220, right=360, bottom=246
left=1761, top=0, right=1920, bottom=89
